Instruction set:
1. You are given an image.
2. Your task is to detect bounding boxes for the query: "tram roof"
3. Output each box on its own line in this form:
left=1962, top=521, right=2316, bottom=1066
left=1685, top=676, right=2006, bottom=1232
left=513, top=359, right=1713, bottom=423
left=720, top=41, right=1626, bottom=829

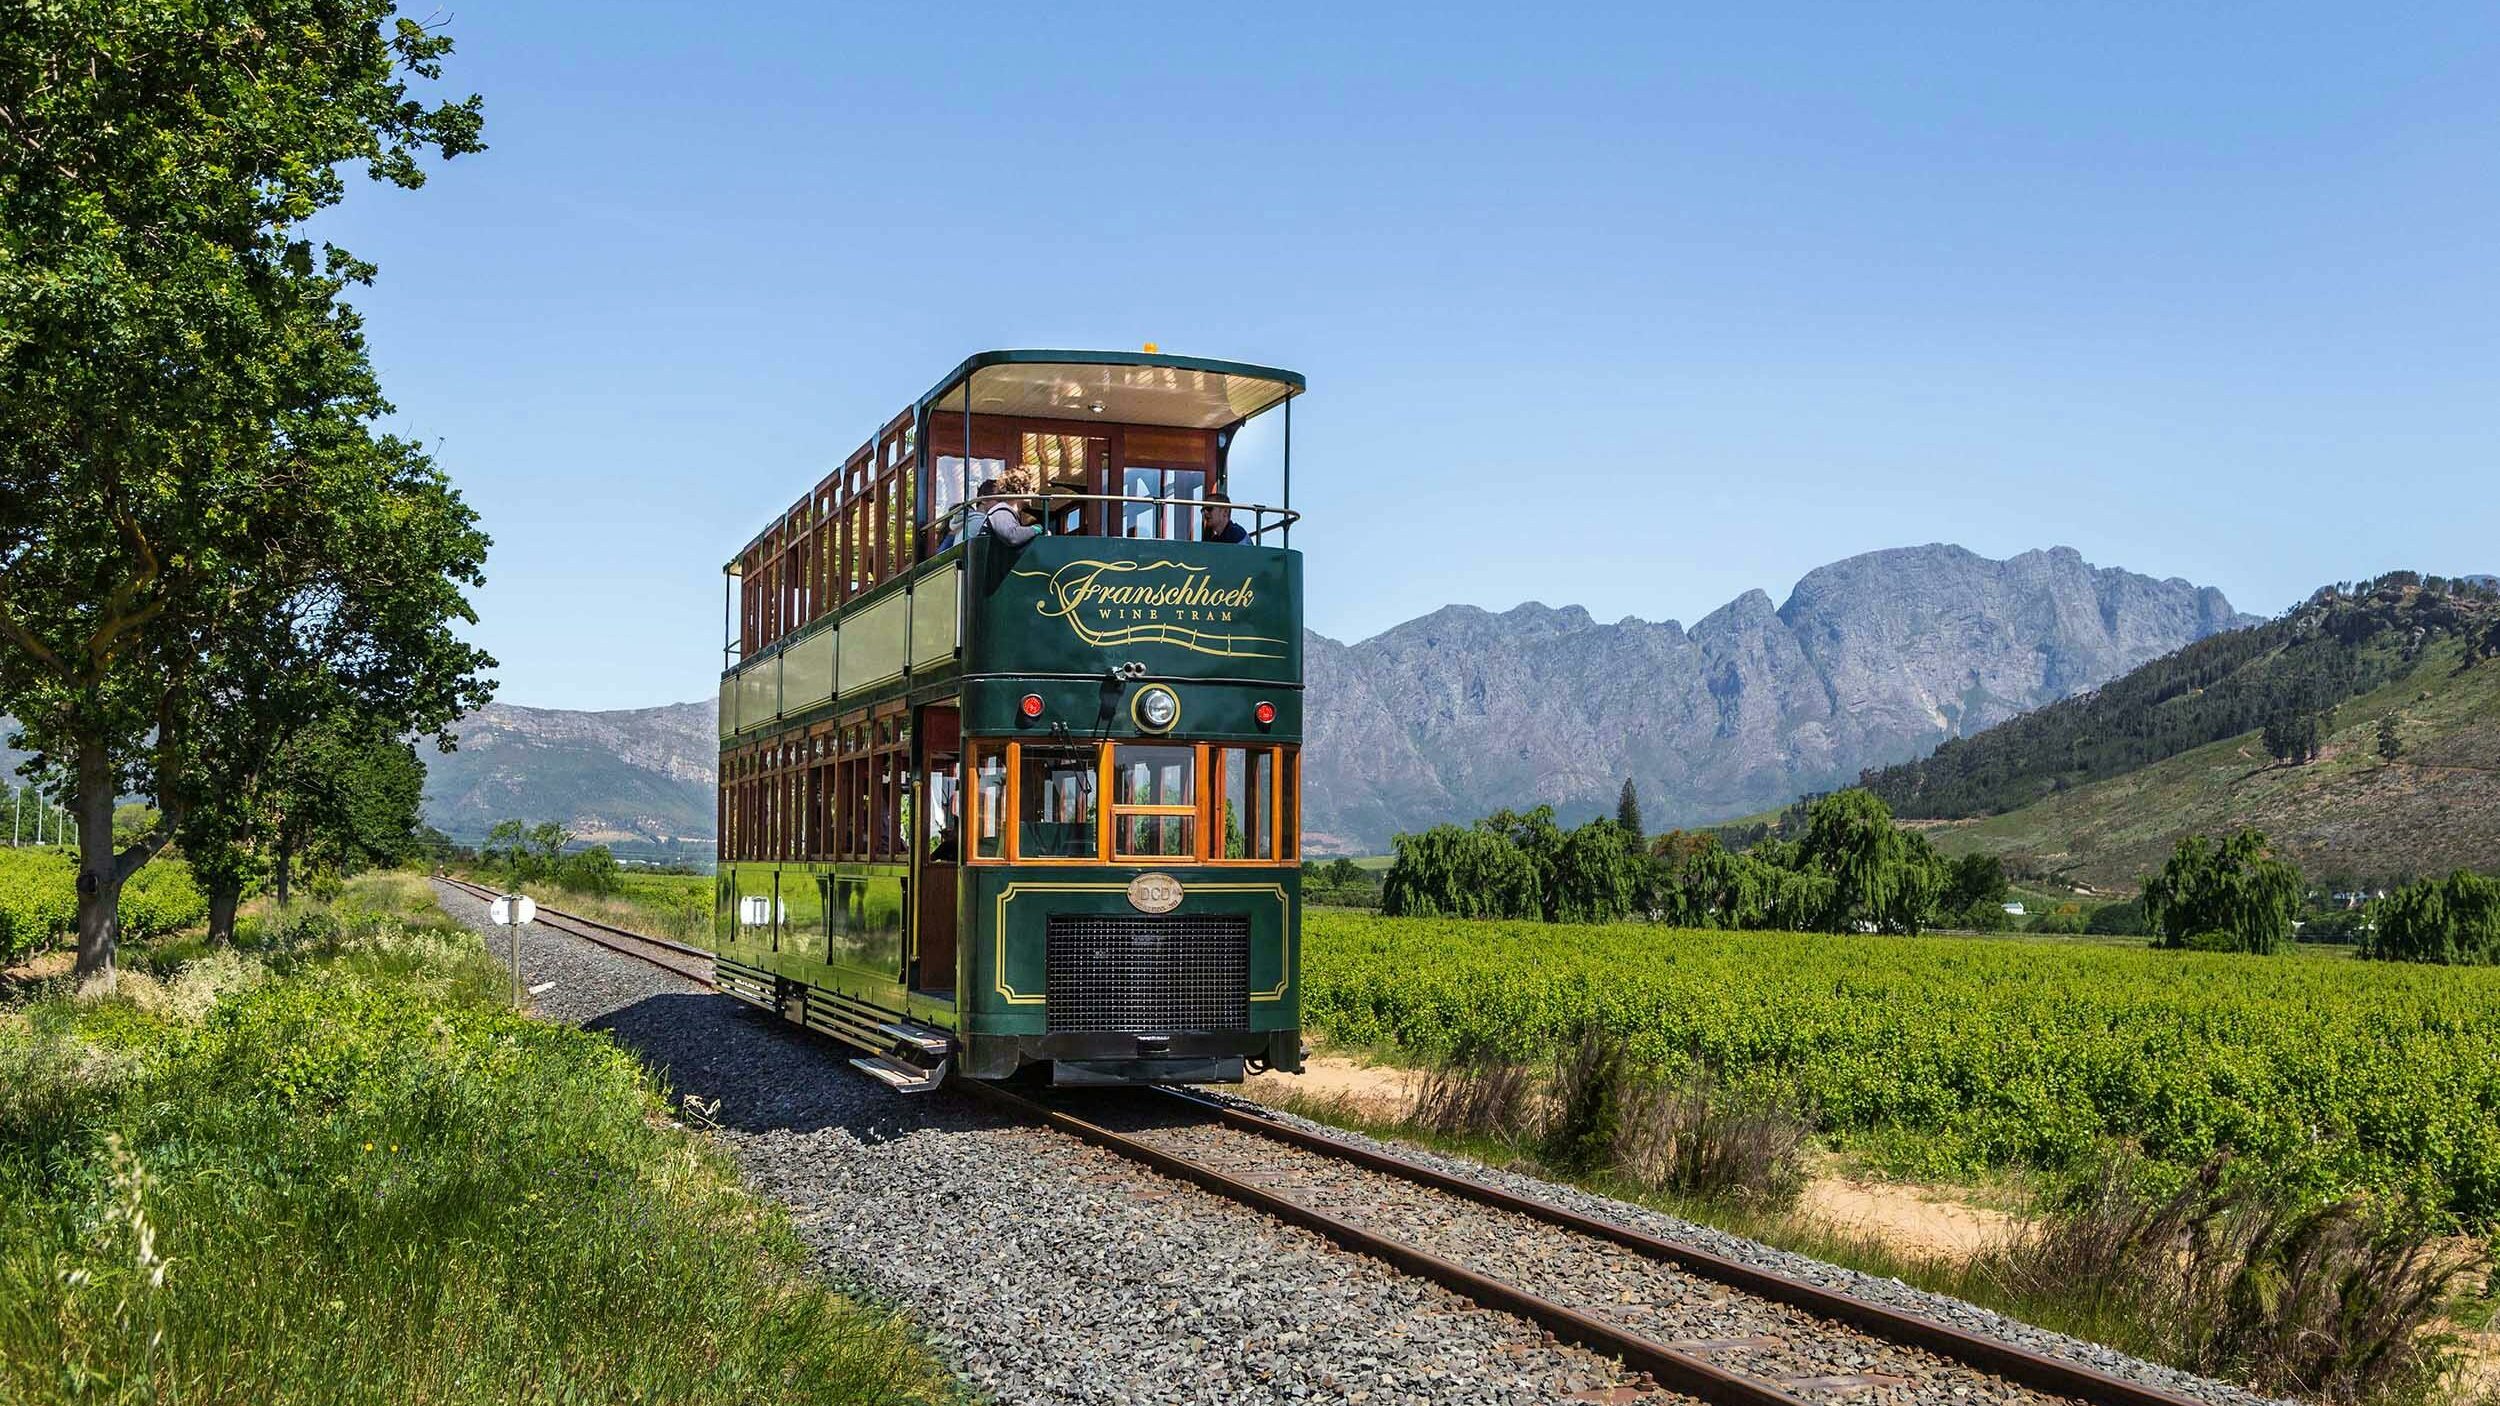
left=919, top=349, right=1303, bottom=431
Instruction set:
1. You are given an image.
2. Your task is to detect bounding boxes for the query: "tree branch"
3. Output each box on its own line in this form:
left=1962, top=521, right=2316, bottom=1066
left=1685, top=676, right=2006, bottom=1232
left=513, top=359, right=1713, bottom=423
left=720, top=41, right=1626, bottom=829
left=0, top=598, right=67, bottom=672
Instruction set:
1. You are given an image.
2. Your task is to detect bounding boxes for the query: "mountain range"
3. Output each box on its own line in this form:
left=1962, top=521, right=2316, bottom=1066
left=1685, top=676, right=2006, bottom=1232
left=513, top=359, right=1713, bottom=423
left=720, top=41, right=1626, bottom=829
left=417, top=700, right=717, bottom=855
left=1299, top=544, right=2252, bottom=851
left=393, top=543, right=2252, bottom=855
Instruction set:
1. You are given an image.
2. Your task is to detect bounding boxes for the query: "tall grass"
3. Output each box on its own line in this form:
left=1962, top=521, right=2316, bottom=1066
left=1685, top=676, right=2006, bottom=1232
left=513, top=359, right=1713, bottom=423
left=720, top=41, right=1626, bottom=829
left=1307, top=1036, right=2476, bottom=1406
left=0, top=873, right=949, bottom=1405
left=1408, top=1033, right=1814, bottom=1209
left=1968, top=1162, right=2479, bottom=1405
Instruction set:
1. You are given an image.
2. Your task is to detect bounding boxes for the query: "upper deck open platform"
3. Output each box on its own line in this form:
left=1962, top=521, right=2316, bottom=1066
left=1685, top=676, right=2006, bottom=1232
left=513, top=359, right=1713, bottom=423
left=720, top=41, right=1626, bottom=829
left=921, top=350, right=1302, bottom=430
left=725, top=349, right=1303, bottom=670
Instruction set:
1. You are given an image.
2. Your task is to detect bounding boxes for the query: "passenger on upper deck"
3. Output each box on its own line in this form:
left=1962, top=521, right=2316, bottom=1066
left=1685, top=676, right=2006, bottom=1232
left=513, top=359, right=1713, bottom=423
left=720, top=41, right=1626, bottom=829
left=973, top=478, right=1037, bottom=547
left=1201, top=490, right=1249, bottom=545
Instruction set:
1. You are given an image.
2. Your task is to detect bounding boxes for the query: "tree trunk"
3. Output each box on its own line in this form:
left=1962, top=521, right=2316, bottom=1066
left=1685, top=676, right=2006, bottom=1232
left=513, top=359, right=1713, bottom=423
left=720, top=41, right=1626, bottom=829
left=70, top=741, right=123, bottom=985
left=275, top=829, right=293, bottom=907
left=207, top=881, right=243, bottom=946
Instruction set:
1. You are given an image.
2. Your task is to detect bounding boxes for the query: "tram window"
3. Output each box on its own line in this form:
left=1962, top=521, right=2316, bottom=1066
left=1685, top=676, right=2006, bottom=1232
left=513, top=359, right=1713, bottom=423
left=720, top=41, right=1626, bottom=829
left=1017, top=745, right=1099, bottom=859
left=925, top=760, right=959, bottom=862
left=1122, top=466, right=1206, bottom=541
left=971, top=746, right=1006, bottom=860
left=1111, top=743, right=1195, bottom=859
left=1214, top=746, right=1275, bottom=861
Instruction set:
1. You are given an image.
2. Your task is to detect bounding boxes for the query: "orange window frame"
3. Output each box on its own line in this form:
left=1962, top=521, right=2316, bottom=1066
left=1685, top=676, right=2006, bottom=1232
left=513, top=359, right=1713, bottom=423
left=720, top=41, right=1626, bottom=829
left=1109, top=741, right=1198, bottom=863
left=964, top=741, right=1299, bottom=866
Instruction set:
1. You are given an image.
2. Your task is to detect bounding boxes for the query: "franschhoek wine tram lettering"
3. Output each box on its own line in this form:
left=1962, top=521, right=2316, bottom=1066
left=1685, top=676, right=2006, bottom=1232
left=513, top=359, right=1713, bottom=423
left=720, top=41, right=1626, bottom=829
left=709, top=350, right=1307, bottom=1091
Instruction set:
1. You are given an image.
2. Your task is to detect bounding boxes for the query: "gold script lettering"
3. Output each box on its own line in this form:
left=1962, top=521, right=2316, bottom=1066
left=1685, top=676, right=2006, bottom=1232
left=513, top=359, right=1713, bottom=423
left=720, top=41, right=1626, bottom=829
left=1012, top=559, right=1287, bottom=659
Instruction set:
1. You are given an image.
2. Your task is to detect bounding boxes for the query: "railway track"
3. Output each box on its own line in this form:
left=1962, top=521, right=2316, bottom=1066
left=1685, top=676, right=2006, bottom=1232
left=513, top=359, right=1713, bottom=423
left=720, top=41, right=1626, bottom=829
left=455, top=879, right=2216, bottom=1406
left=439, top=875, right=716, bottom=984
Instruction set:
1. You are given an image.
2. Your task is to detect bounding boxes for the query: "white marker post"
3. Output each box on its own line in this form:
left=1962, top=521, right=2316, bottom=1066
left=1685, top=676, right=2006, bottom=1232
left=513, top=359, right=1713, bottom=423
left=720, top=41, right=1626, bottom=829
left=488, top=892, right=538, bottom=1009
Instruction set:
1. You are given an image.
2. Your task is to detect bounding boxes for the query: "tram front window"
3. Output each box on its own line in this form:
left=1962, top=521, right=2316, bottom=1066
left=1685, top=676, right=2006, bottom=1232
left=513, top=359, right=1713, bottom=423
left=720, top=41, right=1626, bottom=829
left=1112, top=743, right=1196, bottom=859
left=1214, top=746, right=1275, bottom=860
left=1017, top=745, right=1098, bottom=859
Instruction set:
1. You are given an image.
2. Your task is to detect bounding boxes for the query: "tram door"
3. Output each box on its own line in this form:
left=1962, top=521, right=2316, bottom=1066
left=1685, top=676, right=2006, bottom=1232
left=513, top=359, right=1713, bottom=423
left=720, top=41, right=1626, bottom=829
left=914, top=705, right=961, bottom=997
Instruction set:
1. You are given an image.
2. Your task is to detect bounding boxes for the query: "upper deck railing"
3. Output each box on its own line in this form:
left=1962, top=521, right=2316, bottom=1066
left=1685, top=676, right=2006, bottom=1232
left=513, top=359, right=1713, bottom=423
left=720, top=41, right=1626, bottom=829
left=940, top=492, right=1298, bottom=549
left=723, top=349, right=1303, bottom=670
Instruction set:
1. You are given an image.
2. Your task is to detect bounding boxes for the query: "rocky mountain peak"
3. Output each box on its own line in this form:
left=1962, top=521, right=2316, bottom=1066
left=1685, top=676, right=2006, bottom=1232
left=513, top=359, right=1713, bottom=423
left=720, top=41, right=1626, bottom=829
left=1299, top=544, right=2256, bottom=853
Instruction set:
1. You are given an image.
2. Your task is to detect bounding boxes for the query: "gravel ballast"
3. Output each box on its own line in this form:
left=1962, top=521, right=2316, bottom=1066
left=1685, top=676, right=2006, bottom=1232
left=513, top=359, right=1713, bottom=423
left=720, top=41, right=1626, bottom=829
left=433, top=882, right=1655, bottom=1405
left=430, top=882, right=2290, bottom=1406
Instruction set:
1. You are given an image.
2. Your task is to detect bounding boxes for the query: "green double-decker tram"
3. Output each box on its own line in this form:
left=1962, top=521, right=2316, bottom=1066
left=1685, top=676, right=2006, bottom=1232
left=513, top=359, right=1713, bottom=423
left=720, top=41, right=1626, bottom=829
left=711, top=350, right=1306, bottom=1091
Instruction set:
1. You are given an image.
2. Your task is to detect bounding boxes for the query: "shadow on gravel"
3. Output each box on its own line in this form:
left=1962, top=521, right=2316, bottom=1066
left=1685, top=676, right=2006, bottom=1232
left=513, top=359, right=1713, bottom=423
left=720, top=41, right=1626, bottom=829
left=584, top=991, right=996, bottom=1146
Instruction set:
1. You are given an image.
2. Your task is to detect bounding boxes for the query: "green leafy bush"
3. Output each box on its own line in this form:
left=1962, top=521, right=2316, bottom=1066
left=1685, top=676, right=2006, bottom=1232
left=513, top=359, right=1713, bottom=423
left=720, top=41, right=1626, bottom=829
left=1, top=852, right=207, bottom=964
left=0, top=849, right=79, bottom=965
left=2085, top=898, right=2150, bottom=936
left=115, top=862, right=205, bottom=943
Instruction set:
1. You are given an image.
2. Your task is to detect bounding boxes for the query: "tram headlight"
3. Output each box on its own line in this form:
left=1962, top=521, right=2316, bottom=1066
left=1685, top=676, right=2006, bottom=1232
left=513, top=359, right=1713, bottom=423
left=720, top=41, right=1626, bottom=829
left=1019, top=693, right=1044, bottom=721
left=1254, top=700, right=1277, bottom=728
left=1133, top=684, right=1180, bottom=733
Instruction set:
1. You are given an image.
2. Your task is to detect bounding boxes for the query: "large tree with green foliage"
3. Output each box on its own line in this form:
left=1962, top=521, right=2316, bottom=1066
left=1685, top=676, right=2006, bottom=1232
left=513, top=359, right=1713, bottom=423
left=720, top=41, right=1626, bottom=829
left=1794, top=788, right=1945, bottom=933
left=173, top=488, right=492, bottom=939
left=261, top=720, right=430, bottom=905
left=0, top=3, right=487, bottom=978
left=2366, top=871, right=2500, bottom=965
left=2142, top=829, right=2303, bottom=954
left=1380, top=821, right=1543, bottom=920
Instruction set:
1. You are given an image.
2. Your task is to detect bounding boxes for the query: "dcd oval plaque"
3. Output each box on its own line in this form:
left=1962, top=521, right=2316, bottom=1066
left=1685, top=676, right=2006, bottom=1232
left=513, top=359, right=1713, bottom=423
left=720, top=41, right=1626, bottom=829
left=1127, top=872, right=1184, bottom=914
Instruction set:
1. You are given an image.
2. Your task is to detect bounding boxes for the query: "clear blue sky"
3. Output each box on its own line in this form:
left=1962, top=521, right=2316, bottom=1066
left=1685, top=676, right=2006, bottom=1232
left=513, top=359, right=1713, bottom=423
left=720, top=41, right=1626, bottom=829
left=317, top=3, right=2500, bottom=712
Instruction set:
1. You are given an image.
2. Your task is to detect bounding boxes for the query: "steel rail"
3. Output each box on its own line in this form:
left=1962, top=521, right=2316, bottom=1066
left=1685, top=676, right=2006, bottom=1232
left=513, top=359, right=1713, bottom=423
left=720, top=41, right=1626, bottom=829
left=450, top=886, right=2206, bottom=1406
left=953, top=1077, right=1809, bottom=1406
left=1146, top=1087, right=2209, bottom=1406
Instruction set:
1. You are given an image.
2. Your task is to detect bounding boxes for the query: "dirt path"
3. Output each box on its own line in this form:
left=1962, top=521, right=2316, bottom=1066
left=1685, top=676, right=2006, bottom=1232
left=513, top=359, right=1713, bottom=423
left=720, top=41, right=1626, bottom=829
left=1241, top=1051, right=1416, bottom=1119
left=1798, top=1172, right=2021, bottom=1262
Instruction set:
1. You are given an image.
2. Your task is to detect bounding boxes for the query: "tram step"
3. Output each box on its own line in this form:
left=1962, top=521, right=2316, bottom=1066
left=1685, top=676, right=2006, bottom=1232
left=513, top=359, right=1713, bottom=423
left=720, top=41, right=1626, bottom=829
left=850, top=1054, right=948, bottom=1095
left=875, top=1021, right=955, bottom=1056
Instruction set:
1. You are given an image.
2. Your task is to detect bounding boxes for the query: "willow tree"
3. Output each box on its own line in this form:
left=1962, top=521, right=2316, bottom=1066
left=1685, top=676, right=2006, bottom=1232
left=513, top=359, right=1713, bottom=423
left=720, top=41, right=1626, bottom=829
left=0, top=3, right=487, bottom=979
left=1795, top=788, right=1946, bottom=934
left=2142, top=830, right=2303, bottom=954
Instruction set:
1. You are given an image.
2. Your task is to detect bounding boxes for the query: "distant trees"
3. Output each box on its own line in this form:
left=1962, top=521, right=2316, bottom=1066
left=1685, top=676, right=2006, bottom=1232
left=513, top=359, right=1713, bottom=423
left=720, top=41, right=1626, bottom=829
left=1939, top=854, right=2013, bottom=930
left=2376, top=711, right=2404, bottom=762
left=480, top=820, right=621, bottom=897
left=1381, top=808, right=1644, bottom=924
left=2142, top=830, right=2303, bottom=954
left=1304, top=856, right=1382, bottom=908
left=2262, top=705, right=2332, bottom=765
left=2365, top=872, right=2500, bottom=965
left=1615, top=779, right=1643, bottom=840
left=1386, top=788, right=1957, bottom=935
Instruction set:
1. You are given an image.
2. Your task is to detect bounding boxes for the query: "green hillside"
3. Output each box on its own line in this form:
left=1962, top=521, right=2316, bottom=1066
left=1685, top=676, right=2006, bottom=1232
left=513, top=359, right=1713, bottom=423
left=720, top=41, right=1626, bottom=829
left=1865, top=574, right=2500, bottom=819
left=1923, top=633, right=2500, bottom=890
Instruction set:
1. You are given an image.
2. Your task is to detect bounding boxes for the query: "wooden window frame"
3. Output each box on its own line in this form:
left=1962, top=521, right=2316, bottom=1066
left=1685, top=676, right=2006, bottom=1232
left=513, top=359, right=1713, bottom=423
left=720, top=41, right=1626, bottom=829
left=1206, top=744, right=1281, bottom=865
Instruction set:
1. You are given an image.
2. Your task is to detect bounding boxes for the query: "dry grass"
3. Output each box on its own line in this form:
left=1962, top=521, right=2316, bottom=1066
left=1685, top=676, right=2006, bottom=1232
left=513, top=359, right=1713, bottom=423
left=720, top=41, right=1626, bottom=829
left=1413, top=1034, right=1815, bottom=1210
left=1971, top=1161, right=2481, bottom=1404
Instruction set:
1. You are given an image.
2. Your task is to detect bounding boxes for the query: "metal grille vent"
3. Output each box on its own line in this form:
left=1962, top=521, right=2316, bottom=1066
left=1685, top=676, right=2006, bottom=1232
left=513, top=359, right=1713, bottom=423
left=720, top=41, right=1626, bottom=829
left=1046, top=914, right=1250, bottom=1034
